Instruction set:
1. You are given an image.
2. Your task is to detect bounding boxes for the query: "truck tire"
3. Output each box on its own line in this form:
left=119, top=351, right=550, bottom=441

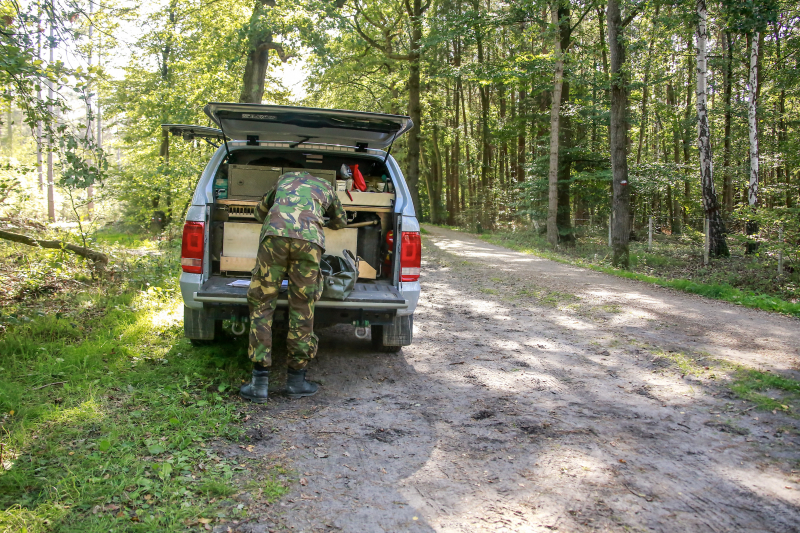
left=371, top=315, right=413, bottom=353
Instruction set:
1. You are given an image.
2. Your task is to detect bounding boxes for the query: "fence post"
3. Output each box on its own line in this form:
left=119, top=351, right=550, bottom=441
left=703, top=217, right=709, bottom=266
left=778, top=226, right=784, bottom=276
left=648, top=216, right=653, bottom=250
left=608, top=213, right=612, bottom=248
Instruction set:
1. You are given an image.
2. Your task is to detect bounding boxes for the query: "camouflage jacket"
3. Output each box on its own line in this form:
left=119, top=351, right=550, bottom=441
left=255, top=171, right=348, bottom=250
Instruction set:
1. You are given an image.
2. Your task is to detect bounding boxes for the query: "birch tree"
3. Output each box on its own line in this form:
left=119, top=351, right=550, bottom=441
left=695, top=0, right=728, bottom=256
left=746, top=30, right=759, bottom=248
left=547, top=2, right=564, bottom=246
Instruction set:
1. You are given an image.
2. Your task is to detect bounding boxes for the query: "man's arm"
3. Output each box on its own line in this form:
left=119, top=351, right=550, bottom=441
left=325, top=191, right=348, bottom=230
left=254, top=188, right=276, bottom=223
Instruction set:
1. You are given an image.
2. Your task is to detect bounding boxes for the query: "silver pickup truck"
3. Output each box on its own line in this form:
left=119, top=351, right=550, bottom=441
left=166, top=103, right=420, bottom=352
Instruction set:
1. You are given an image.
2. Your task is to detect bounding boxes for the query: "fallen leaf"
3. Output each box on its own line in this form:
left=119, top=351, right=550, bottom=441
left=300, top=478, right=308, bottom=486
left=245, top=445, right=255, bottom=452
left=619, top=459, right=627, bottom=464
left=198, top=518, right=212, bottom=524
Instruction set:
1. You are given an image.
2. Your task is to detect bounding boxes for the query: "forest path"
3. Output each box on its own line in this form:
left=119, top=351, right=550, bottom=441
left=222, top=225, right=800, bottom=533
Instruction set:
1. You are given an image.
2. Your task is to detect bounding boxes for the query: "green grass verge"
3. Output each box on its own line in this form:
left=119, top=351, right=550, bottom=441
left=473, top=231, right=800, bottom=318
left=0, top=268, right=286, bottom=531
left=730, top=369, right=800, bottom=414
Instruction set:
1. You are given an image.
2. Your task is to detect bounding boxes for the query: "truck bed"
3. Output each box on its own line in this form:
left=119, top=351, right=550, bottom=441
left=194, top=276, right=407, bottom=310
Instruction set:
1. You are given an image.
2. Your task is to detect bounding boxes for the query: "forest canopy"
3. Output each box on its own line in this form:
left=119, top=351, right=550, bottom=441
left=1, top=0, right=798, bottom=267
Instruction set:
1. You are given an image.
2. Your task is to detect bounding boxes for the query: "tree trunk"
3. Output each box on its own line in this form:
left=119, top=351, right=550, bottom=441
left=607, top=0, right=630, bottom=267
left=405, top=0, right=424, bottom=219
left=517, top=89, right=527, bottom=183
left=695, top=0, right=728, bottom=257
left=556, top=1, right=574, bottom=244
left=746, top=30, right=760, bottom=251
left=682, top=43, right=693, bottom=227
left=722, top=32, right=734, bottom=214
left=47, top=21, right=55, bottom=222
left=547, top=3, right=564, bottom=246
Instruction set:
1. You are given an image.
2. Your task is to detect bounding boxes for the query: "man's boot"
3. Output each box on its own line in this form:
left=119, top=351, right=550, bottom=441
left=286, top=368, right=318, bottom=398
left=240, top=369, right=269, bottom=403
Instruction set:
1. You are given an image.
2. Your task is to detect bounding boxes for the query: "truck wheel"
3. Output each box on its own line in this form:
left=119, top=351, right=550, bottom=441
left=371, top=325, right=402, bottom=353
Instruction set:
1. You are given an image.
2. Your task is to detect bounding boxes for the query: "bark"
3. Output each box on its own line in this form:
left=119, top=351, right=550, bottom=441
left=747, top=32, right=760, bottom=211
left=0, top=230, right=108, bottom=268
left=47, top=21, right=55, bottom=222
left=556, top=1, right=574, bottom=244
left=547, top=3, right=564, bottom=246
left=607, top=0, right=630, bottom=267
left=406, top=0, right=424, bottom=219
left=432, top=124, right=445, bottom=223
left=517, top=89, right=527, bottom=183
left=695, top=0, right=728, bottom=257
left=475, top=23, right=492, bottom=230
left=239, top=0, right=292, bottom=104
left=722, top=32, right=734, bottom=214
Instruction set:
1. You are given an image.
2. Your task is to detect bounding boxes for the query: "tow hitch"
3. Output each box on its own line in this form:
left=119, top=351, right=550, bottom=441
left=353, top=310, right=370, bottom=339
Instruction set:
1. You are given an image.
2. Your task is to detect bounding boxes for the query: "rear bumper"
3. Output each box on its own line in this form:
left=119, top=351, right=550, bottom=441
left=181, top=274, right=419, bottom=314
left=193, top=292, right=407, bottom=309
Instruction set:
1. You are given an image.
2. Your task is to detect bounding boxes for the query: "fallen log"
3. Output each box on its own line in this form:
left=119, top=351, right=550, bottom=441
left=0, top=229, right=109, bottom=268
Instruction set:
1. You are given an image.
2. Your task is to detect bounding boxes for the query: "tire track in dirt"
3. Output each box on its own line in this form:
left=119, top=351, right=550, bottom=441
left=218, top=225, right=800, bottom=533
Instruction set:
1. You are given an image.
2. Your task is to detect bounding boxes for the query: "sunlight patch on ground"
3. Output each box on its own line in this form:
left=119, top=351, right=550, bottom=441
left=49, top=398, right=105, bottom=425
left=551, top=314, right=596, bottom=331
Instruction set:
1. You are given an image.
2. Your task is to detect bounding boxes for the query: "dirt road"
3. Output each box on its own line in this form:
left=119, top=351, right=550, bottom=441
left=222, top=225, right=800, bottom=533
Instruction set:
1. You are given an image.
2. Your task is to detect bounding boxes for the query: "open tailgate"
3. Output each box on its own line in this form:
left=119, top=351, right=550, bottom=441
left=194, top=277, right=407, bottom=309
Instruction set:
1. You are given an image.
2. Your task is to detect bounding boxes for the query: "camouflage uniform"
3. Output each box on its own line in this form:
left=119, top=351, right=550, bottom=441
left=248, top=171, right=347, bottom=370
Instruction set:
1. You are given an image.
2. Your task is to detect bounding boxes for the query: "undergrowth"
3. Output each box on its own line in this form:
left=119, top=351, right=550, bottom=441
left=0, top=230, right=287, bottom=533
left=472, top=228, right=800, bottom=318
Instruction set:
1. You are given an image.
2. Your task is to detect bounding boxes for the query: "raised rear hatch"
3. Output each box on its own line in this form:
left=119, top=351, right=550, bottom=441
left=203, top=103, right=413, bottom=150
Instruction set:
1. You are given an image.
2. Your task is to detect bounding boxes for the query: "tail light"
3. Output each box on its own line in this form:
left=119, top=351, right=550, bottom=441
left=399, top=231, right=421, bottom=282
left=181, top=221, right=205, bottom=274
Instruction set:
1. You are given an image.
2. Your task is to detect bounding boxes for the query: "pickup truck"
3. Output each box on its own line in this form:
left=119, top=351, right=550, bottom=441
left=166, top=103, right=421, bottom=352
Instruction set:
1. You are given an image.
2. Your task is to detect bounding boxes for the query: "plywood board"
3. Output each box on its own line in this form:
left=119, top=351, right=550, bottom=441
left=357, top=257, right=377, bottom=279
left=337, top=191, right=394, bottom=207
left=223, top=222, right=260, bottom=258
left=220, top=256, right=256, bottom=272
left=323, top=227, right=357, bottom=258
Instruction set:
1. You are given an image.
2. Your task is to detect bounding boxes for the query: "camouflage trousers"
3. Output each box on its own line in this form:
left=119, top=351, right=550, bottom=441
left=247, top=236, right=323, bottom=370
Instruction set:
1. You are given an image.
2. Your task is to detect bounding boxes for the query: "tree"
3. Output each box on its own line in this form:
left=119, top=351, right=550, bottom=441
left=607, top=0, right=634, bottom=267
left=546, top=2, right=564, bottom=246
left=695, top=0, right=728, bottom=256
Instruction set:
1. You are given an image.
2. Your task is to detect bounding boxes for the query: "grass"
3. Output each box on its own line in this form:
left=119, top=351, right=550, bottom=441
left=470, top=228, right=800, bottom=318
left=730, top=369, right=800, bottom=414
left=0, top=233, right=288, bottom=532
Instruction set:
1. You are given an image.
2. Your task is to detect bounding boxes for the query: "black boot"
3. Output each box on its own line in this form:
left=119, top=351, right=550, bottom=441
left=286, top=368, right=318, bottom=398
left=240, top=369, right=269, bottom=403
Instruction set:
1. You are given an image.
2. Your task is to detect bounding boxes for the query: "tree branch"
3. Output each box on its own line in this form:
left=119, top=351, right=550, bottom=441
left=0, top=230, right=108, bottom=268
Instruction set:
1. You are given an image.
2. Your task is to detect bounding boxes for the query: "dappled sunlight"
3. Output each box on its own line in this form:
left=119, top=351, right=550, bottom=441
left=48, top=398, right=105, bottom=426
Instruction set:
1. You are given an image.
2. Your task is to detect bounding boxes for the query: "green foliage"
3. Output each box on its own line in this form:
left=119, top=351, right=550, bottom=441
left=731, top=369, right=800, bottom=414
left=0, top=234, right=289, bottom=532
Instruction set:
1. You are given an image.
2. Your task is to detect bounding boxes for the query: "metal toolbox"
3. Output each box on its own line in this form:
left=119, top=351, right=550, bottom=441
left=228, top=165, right=282, bottom=199
left=283, top=167, right=337, bottom=186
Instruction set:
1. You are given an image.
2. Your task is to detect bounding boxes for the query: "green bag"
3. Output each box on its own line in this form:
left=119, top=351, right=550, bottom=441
left=320, top=249, right=358, bottom=300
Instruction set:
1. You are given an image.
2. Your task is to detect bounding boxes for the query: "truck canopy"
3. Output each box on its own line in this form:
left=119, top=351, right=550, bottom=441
left=203, top=103, right=413, bottom=150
